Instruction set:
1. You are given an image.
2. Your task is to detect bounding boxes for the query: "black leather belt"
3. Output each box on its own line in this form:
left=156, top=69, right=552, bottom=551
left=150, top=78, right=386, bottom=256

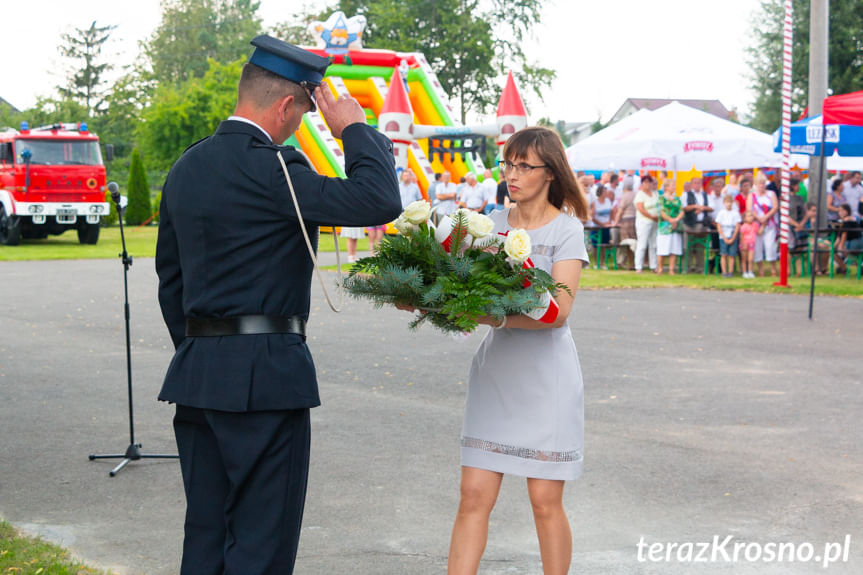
left=185, top=315, right=306, bottom=338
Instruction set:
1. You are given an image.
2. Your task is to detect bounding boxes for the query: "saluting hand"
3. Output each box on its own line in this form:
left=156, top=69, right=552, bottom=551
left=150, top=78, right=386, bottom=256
left=315, top=85, right=366, bottom=139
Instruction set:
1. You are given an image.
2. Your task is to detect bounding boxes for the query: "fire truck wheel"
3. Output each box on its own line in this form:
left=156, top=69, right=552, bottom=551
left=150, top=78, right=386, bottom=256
left=0, top=206, right=21, bottom=246
left=77, top=222, right=100, bottom=245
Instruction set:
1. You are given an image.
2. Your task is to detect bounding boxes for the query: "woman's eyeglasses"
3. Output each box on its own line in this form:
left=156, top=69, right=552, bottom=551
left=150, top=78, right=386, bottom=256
left=498, top=160, right=547, bottom=175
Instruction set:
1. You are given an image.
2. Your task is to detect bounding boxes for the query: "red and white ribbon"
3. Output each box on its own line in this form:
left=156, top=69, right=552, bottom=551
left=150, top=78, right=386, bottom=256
left=498, top=232, right=559, bottom=324
left=517, top=257, right=560, bottom=323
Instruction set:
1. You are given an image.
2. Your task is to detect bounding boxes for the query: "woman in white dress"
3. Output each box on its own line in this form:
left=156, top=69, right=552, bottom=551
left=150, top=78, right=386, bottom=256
left=747, top=173, right=779, bottom=277
left=447, top=127, right=590, bottom=575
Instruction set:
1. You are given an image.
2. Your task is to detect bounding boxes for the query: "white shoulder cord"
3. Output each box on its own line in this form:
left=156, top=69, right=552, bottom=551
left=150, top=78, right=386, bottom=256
left=277, top=150, right=343, bottom=313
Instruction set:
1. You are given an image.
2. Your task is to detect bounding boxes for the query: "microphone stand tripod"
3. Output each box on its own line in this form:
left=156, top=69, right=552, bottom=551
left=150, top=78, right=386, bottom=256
left=89, top=184, right=178, bottom=476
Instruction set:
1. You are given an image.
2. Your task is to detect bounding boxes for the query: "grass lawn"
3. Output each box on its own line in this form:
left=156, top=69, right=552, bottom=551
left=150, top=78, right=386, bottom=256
left=4, top=229, right=860, bottom=297
left=0, top=520, right=110, bottom=574
left=0, top=228, right=367, bottom=261
left=327, top=264, right=863, bottom=297
left=576, top=267, right=863, bottom=297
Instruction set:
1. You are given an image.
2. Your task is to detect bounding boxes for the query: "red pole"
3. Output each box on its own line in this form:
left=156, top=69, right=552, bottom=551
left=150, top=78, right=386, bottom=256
left=774, top=0, right=793, bottom=287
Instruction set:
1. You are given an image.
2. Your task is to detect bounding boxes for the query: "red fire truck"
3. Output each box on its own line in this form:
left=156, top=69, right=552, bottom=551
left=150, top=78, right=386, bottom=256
left=0, top=121, right=111, bottom=245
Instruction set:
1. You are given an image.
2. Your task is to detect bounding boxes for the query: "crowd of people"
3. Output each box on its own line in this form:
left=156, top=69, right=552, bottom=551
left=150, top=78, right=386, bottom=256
left=424, top=168, right=511, bottom=217
left=576, top=169, right=863, bottom=277
left=343, top=166, right=512, bottom=261
left=341, top=162, right=863, bottom=277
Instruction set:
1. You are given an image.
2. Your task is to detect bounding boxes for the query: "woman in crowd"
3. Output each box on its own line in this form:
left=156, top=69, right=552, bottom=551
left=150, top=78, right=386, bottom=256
left=734, top=176, right=752, bottom=216
left=590, top=184, right=616, bottom=245
left=656, top=179, right=683, bottom=274
left=826, top=179, right=846, bottom=222
left=747, top=174, right=779, bottom=277
left=613, top=177, right=637, bottom=269
left=633, top=175, right=658, bottom=273
left=722, top=173, right=740, bottom=206
left=448, top=126, right=589, bottom=575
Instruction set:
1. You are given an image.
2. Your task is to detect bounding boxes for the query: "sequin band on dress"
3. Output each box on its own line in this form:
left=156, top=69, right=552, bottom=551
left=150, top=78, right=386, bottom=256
left=461, top=436, right=583, bottom=463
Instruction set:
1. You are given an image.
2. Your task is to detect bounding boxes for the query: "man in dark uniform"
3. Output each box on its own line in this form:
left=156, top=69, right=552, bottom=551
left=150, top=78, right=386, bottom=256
left=155, top=35, right=401, bottom=574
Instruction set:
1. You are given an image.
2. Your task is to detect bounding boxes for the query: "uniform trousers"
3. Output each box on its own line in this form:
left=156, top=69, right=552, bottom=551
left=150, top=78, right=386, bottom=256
left=173, top=404, right=311, bottom=575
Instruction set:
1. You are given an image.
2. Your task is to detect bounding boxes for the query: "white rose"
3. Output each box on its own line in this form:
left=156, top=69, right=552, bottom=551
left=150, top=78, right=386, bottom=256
left=466, top=213, right=494, bottom=239
left=393, top=215, right=415, bottom=235
left=504, top=229, right=532, bottom=263
left=403, top=200, right=432, bottom=225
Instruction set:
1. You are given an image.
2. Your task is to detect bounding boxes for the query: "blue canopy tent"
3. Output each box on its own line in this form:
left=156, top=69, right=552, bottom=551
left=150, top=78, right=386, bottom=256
left=772, top=115, right=863, bottom=157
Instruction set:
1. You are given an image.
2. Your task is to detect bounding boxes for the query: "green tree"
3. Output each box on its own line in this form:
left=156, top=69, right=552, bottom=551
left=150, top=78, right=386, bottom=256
left=269, top=3, right=333, bottom=45
left=23, top=97, right=90, bottom=128
left=144, top=0, right=263, bottom=87
left=91, top=72, right=146, bottom=158
left=57, top=21, right=117, bottom=116
left=747, top=0, right=863, bottom=133
left=324, top=0, right=554, bottom=122
left=537, top=117, right=571, bottom=147
left=0, top=102, right=23, bottom=129
left=125, top=148, right=152, bottom=226
left=138, top=58, right=244, bottom=170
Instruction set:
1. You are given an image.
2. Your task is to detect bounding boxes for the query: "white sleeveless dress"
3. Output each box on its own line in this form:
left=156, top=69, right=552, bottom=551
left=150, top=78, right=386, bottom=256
left=460, top=209, right=589, bottom=480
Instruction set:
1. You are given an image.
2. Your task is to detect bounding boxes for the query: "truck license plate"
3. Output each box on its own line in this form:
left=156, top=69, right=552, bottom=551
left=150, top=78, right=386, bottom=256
left=56, top=208, right=77, bottom=223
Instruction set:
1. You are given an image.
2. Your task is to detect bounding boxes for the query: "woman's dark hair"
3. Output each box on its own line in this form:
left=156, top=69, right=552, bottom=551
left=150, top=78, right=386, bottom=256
left=832, top=179, right=843, bottom=192
left=595, top=184, right=606, bottom=198
left=503, top=126, right=589, bottom=220
left=641, top=175, right=655, bottom=184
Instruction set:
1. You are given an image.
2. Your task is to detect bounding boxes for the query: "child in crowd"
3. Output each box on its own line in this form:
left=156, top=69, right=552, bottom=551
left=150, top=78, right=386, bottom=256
left=794, top=202, right=831, bottom=275
left=739, top=210, right=760, bottom=279
left=715, top=195, right=741, bottom=277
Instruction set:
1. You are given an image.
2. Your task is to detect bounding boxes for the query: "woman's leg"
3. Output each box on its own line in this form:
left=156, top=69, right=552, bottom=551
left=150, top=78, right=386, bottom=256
left=448, top=467, right=504, bottom=575
left=347, top=238, right=358, bottom=262
left=527, top=478, right=571, bottom=575
left=656, top=255, right=665, bottom=274
left=668, top=253, right=677, bottom=275
left=369, top=229, right=383, bottom=254
left=647, top=224, right=658, bottom=271
left=634, top=220, right=650, bottom=271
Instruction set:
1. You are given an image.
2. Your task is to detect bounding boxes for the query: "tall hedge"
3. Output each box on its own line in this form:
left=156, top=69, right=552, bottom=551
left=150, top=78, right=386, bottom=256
left=125, top=148, right=152, bottom=225
left=101, top=189, right=119, bottom=226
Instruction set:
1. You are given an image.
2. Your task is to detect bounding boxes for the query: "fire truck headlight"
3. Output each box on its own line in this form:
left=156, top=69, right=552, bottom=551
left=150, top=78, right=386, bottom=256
left=28, top=205, right=45, bottom=214
left=89, top=205, right=105, bottom=214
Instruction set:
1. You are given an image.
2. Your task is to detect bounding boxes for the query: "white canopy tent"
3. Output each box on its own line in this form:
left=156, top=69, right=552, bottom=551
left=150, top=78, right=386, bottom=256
left=566, top=101, right=780, bottom=172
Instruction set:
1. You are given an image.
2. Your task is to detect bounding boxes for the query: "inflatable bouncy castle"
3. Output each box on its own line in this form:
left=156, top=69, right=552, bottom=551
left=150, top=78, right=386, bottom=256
left=288, top=11, right=530, bottom=198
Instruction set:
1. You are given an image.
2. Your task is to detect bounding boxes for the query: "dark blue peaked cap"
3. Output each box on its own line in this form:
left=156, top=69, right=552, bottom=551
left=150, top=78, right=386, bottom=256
left=249, top=35, right=330, bottom=86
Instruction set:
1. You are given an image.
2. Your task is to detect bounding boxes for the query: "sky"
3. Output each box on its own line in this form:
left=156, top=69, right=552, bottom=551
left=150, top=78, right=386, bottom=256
left=2, top=0, right=766, bottom=125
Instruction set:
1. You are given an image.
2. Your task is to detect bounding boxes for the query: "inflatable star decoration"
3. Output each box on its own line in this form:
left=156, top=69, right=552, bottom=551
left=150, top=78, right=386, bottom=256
left=308, top=11, right=367, bottom=54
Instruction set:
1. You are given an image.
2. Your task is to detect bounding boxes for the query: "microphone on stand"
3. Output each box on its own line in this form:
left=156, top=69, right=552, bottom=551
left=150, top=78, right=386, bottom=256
left=108, top=181, right=120, bottom=204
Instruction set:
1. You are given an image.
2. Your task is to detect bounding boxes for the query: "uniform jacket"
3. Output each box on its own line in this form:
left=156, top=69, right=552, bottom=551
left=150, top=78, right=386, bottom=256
left=156, top=120, right=400, bottom=412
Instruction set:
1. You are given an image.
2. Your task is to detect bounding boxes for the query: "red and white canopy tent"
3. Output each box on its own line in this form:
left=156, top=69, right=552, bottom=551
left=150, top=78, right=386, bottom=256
left=822, top=90, right=863, bottom=126
left=808, top=89, right=863, bottom=317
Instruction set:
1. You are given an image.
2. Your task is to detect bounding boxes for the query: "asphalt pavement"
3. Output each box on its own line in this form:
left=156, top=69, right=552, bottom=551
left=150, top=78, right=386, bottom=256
left=0, top=257, right=861, bottom=574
